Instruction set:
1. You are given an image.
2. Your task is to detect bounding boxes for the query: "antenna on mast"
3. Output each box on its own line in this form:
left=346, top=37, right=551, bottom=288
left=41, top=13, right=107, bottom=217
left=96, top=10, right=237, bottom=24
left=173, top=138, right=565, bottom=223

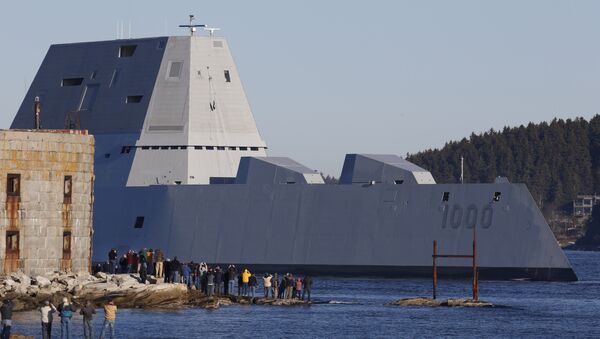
left=178, top=14, right=206, bottom=36
left=204, top=27, right=221, bottom=37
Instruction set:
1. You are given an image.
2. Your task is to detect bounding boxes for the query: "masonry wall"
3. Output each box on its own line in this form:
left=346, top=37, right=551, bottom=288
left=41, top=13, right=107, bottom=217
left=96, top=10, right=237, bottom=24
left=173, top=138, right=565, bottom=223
left=0, top=129, right=94, bottom=276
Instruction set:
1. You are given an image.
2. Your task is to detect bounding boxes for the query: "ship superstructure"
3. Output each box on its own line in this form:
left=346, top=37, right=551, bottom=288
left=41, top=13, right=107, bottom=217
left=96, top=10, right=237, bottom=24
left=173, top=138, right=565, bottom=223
left=10, top=31, right=577, bottom=281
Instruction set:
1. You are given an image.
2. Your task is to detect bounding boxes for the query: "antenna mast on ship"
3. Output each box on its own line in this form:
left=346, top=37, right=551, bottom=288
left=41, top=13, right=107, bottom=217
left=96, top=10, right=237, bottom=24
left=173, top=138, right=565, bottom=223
left=178, top=14, right=206, bottom=36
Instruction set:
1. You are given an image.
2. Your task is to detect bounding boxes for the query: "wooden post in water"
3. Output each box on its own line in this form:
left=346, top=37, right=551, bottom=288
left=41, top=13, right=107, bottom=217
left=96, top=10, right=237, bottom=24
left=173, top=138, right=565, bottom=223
left=433, top=240, right=437, bottom=299
left=472, top=224, right=478, bottom=301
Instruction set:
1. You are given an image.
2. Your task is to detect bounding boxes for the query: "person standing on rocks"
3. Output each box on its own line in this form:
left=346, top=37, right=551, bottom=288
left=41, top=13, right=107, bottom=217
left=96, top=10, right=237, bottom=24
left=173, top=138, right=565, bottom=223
left=272, top=273, right=279, bottom=299
left=285, top=274, right=294, bottom=299
left=215, top=266, right=223, bottom=295
left=0, top=299, right=14, bottom=339
left=99, top=300, right=117, bottom=339
left=164, top=259, right=171, bottom=283
left=171, top=257, right=182, bottom=283
left=108, top=248, right=118, bottom=274
left=40, top=300, right=57, bottom=339
left=249, top=273, right=258, bottom=298
left=147, top=249, right=155, bottom=276
left=182, top=263, right=191, bottom=288
left=79, top=301, right=96, bottom=339
left=139, top=252, right=148, bottom=284
left=263, top=273, right=273, bottom=298
left=126, top=250, right=134, bottom=273
left=206, top=269, right=215, bottom=296
left=242, top=269, right=251, bottom=296
left=302, top=275, right=313, bottom=302
left=155, top=249, right=164, bottom=278
left=119, top=254, right=128, bottom=274
left=227, top=265, right=237, bottom=296
left=295, top=277, right=303, bottom=299
left=58, top=297, right=75, bottom=339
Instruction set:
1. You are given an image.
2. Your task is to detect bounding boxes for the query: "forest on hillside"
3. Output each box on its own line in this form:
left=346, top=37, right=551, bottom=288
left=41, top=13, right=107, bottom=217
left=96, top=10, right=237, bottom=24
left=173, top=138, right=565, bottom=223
left=407, top=115, right=600, bottom=214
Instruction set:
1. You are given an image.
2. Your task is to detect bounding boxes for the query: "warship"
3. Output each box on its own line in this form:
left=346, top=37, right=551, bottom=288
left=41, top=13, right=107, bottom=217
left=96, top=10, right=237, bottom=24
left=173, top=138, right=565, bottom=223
left=10, top=20, right=577, bottom=280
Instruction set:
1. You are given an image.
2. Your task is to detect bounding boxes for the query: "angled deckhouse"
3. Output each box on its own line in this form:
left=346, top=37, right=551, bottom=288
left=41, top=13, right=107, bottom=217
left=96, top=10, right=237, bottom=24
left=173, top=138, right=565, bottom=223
left=10, top=33, right=577, bottom=280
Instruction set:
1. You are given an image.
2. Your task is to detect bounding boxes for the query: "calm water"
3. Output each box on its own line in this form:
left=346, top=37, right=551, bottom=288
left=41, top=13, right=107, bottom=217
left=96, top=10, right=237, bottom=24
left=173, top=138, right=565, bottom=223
left=11, top=251, right=600, bottom=338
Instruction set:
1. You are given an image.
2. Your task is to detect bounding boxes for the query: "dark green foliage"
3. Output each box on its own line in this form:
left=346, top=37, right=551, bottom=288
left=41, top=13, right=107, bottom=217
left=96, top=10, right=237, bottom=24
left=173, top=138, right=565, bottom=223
left=576, top=206, right=600, bottom=246
left=407, top=116, right=598, bottom=213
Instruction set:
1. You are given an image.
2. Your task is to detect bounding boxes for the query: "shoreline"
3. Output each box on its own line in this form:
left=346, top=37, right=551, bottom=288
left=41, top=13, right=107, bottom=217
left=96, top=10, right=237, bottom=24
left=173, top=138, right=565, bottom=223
left=0, top=271, right=310, bottom=312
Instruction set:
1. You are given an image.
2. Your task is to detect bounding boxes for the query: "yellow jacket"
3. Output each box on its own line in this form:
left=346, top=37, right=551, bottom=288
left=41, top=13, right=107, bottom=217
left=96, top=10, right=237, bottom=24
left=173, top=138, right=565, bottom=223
left=242, top=270, right=251, bottom=283
left=104, top=304, right=117, bottom=321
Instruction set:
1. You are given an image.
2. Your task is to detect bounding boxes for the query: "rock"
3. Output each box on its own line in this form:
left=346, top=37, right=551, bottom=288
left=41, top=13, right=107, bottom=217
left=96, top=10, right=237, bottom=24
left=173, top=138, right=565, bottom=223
left=33, top=276, right=52, bottom=288
left=8, top=334, right=33, bottom=339
left=441, top=298, right=495, bottom=308
left=10, top=273, right=31, bottom=287
left=254, top=298, right=308, bottom=306
left=95, top=272, right=108, bottom=280
left=389, top=297, right=441, bottom=307
left=389, top=297, right=495, bottom=308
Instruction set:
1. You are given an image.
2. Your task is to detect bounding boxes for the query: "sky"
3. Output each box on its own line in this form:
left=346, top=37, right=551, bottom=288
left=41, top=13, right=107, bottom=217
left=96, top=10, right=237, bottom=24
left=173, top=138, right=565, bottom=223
left=1, top=1, right=599, bottom=176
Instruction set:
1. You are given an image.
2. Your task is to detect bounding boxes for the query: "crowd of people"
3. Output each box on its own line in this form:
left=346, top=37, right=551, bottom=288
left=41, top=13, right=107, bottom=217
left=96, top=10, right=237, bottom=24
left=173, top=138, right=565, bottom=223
left=104, top=248, right=314, bottom=301
left=0, top=297, right=117, bottom=339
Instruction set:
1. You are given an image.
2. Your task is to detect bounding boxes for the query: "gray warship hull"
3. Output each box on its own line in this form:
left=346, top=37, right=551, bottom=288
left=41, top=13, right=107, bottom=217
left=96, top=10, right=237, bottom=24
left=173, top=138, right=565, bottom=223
left=10, top=35, right=576, bottom=281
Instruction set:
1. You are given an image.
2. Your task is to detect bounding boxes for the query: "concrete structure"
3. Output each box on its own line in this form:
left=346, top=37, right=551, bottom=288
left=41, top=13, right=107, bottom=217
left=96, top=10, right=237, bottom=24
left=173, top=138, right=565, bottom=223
left=10, top=33, right=577, bottom=281
left=0, top=129, right=94, bottom=276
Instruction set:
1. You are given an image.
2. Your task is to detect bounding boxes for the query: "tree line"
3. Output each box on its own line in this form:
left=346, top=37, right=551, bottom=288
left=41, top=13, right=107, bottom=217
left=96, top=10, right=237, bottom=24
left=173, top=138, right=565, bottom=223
left=407, top=115, right=600, bottom=214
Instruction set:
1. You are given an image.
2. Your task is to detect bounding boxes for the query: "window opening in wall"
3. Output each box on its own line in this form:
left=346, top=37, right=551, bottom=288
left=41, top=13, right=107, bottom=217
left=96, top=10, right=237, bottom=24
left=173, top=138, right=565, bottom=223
left=180, top=146, right=187, bottom=150
left=160, top=146, right=168, bottom=150
left=126, top=95, right=143, bottom=103
left=217, top=146, right=225, bottom=150
left=175, top=181, right=182, bottom=185
left=286, top=181, right=296, bottom=184
left=134, top=216, right=144, bottom=229
left=61, top=78, right=84, bottom=87
left=240, top=147, right=248, bottom=151
left=250, top=147, right=259, bottom=151
left=194, top=146, right=202, bottom=150
left=168, top=61, right=183, bottom=79
left=119, top=45, right=137, bottom=57
left=6, top=231, right=19, bottom=251
left=79, top=84, right=100, bottom=111
left=64, top=176, right=72, bottom=204
left=141, top=146, right=149, bottom=150
left=121, top=146, right=132, bottom=154
left=170, top=146, right=178, bottom=150
left=394, top=180, right=404, bottom=185
left=224, top=70, right=231, bottom=82
left=151, top=146, right=159, bottom=150
left=228, top=147, right=237, bottom=150
left=206, top=146, right=214, bottom=150
left=6, top=174, right=20, bottom=197
left=109, top=69, right=121, bottom=88
left=62, top=231, right=71, bottom=257
left=493, top=192, right=501, bottom=202
left=442, top=192, right=450, bottom=202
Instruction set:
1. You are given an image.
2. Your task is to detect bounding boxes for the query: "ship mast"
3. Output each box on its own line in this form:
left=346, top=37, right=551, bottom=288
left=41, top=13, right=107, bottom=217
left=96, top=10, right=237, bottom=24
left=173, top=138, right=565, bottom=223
left=178, top=14, right=206, bottom=36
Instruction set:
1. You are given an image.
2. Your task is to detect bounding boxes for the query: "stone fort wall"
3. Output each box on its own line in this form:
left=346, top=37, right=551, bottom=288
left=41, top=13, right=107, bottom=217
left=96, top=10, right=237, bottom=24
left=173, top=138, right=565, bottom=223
left=0, top=129, right=94, bottom=276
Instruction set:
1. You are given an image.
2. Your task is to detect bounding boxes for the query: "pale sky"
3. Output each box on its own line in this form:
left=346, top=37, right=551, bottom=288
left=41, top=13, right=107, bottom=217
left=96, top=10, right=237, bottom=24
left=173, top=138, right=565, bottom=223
left=1, top=1, right=599, bottom=176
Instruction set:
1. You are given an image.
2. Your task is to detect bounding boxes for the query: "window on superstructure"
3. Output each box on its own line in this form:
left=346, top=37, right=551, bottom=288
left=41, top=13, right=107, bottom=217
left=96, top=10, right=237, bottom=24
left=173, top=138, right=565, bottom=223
left=442, top=192, right=450, bottom=202
left=217, top=146, right=225, bottom=150
left=224, top=70, right=231, bottom=82
left=206, top=146, right=214, bottom=150
left=240, top=147, right=248, bottom=151
left=134, top=216, right=144, bottom=229
left=250, top=147, right=259, bottom=151
left=168, top=61, right=183, bottom=79
left=394, top=180, right=404, bottom=185
left=194, top=146, right=203, bottom=150
left=119, top=45, right=137, bottom=58
left=61, top=78, right=84, bottom=87
left=493, top=192, right=501, bottom=202
left=126, top=95, right=143, bottom=103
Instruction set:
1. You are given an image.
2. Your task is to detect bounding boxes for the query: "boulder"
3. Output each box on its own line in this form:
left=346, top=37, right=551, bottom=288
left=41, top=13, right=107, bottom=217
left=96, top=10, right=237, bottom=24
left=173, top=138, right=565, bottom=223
left=95, top=272, right=108, bottom=280
left=33, top=276, right=52, bottom=288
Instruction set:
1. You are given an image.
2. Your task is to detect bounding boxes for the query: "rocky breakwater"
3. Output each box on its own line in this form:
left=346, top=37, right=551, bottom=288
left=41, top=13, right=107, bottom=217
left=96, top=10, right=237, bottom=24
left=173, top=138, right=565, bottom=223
left=389, top=297, right=496, bottom=308
left=0, top=272, right=188, bottom=311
